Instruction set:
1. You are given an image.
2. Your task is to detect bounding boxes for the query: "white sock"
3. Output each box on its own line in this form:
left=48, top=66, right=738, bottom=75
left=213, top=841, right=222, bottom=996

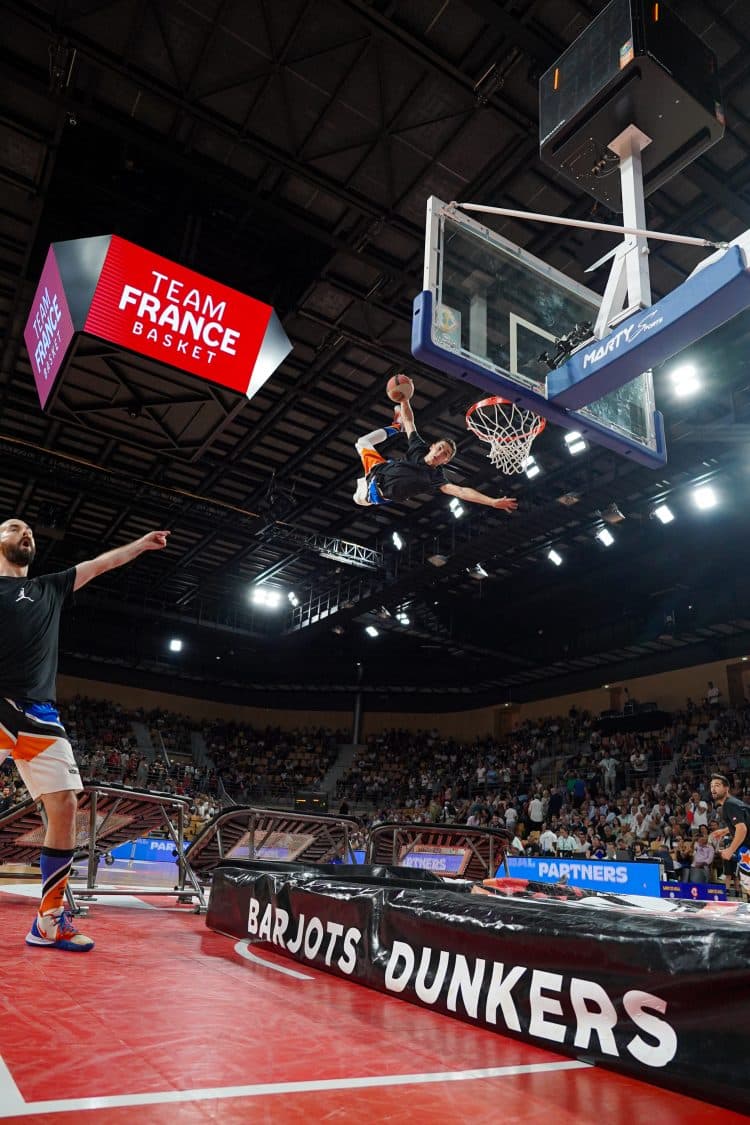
left=355, top=428, right=388, bottom=453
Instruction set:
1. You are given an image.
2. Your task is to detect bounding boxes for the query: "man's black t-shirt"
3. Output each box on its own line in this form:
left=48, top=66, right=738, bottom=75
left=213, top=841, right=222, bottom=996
left=372, top=431, right=447, bottom=501
left=0, top=569, right=75, bottom=701
left=718, top=794, right=750, bottom=838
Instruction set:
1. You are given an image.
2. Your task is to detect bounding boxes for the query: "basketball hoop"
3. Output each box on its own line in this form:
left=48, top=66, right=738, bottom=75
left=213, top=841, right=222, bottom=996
left=466, top=396, right=546, bottom=474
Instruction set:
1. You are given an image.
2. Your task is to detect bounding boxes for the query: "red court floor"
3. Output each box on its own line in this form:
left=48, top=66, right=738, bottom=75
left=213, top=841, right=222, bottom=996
left=0, top=878, right=744, bottom=1123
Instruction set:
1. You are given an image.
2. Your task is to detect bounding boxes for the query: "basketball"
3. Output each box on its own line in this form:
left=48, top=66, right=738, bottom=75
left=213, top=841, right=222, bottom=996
left=386, top=373, right=414, bottom=402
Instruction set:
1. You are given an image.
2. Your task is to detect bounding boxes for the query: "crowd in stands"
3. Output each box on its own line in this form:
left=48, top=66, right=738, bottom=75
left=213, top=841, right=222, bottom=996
left=336, top=693, right=750, bottom=895
left=0, top=697, right=345, bottom=840
left=201, top=720, right=343, bottom=804
left=148, top=709, right=194, bottom=762
left=0, top=685, right=747, bottom=893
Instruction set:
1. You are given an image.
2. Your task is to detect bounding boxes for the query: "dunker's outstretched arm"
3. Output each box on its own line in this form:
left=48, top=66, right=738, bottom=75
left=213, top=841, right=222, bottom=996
left=396, top=393, right=416, bottom=438
left=440, top=482, right=518, bottom=511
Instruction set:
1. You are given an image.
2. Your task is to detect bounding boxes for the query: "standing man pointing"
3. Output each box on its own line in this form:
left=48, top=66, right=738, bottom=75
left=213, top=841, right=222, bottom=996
left=0, top=518, right=169, bottom=951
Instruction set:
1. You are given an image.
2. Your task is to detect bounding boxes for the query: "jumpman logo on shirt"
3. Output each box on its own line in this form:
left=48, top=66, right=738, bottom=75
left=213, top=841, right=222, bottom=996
left=15, top=587, right=34, bottom=603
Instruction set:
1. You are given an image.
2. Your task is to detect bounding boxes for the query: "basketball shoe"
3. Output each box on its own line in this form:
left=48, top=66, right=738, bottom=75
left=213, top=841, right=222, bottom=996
left=26, top=908, right=95, bottom=952
left=353, top=477, right=371, bottom=506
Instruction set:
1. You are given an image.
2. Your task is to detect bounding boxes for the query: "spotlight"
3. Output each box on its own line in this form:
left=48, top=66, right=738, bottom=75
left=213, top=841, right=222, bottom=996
left=671, top=364, right=700, bottom=397
left=252, top=587, right=281, bottom=608
left=396, top=612, right=410, bottom=625
left=288, top=591, right=300, bottom=606
left=365, top=625, right=379, bottom=637
left=564, top=431, right=587, bottom=456
left=168, top=638, right=183, bottom=653
left=449, top=497, right=464, bottom=518
left=547, top=549, right=563, bottom=566
left=596, top=527, right=614, bottom=547
left=467, top=563, right=488, bottom=580
left=469, top=563, right=488, bottom=579
left=652, top=503, right=674, bottom=525
left=392, top=531, right=404, bottom=550
left=693, top=485, right=717, bottom=510
left=428, top=553, right=448, bottom=567
left=525, top=455, right=541, bottom=479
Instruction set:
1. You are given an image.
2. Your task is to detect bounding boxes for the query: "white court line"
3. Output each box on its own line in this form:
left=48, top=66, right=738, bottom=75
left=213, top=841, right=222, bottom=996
left=233, top=939, right=314, bottom=979
left=0, top=882, right=159, bottom=909
left=0, top=1053, right=25, bottom=1114
left=0, top=1058, right=590, bottom=1116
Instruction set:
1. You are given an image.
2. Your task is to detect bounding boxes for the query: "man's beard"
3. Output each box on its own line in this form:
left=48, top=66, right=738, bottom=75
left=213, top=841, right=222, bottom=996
left=4, top=542, right=35, bottom=566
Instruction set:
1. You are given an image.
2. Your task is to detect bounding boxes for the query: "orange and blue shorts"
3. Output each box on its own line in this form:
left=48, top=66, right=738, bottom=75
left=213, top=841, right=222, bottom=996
left=0, top=698, right=81, bottom=801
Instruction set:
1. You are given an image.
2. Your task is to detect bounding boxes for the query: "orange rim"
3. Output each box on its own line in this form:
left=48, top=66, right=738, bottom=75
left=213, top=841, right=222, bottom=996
left=466, top=397, right=547, bottom=445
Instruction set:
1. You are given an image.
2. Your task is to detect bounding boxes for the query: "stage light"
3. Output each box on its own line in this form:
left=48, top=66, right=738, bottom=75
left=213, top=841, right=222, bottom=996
left=671, top=363, right=700, bottom=397
left=467, top=563, right=488, bottom=580
left=365, top=625, right=379, bottom=637
left=252, top=586, right=281, bottom=608
left=428, top=553, right=447, bottom=567
left=693, top=485, right=717, bottom=510
left=652, top=503, right=674, bottom=524
left=600, top=502, right=625, bottom=525
left=525, top=455, right=541, bottom=479
left=392, top=531, right=404, bottom=550
left=547, top=549, right=563, bottom=566
left=449, top=497, right=464, bottom=518
left=396, top=612, right=410, bottom=625
left=288, top=591, right=299, bottom=606
left=564, top=431, right=587, bottom=456
left=596, top=527, right=615, bottom=547
left=168, top=638, right=183, bottom=652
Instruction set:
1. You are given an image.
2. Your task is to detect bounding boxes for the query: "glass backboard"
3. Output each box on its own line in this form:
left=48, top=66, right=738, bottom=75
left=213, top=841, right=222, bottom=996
left=412, top=196, right=666, bottom=466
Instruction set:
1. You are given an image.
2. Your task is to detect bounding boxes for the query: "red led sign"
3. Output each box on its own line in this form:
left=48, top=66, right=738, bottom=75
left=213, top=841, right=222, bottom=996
left=84, top=236, right=278, bottom=396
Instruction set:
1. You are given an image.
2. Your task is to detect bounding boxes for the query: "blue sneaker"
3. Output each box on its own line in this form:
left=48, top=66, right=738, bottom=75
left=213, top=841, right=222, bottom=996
left=25, top=908, right=95, bottom=952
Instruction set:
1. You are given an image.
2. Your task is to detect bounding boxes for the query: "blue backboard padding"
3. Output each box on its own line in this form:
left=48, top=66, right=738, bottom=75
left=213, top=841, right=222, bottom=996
left=412, top=290, right=667, bottom=467
left=548, top=245, right=750, bottom=408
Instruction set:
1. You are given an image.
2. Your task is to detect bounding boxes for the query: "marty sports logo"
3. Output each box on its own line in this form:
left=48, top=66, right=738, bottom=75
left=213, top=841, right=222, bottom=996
left=15, top=588, right=34, bottom=603
left=580, top=308, right=664, bottom=370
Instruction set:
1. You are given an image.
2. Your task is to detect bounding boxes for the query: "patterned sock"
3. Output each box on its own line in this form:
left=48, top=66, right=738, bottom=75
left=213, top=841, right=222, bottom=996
left=39, top=846, right=74, bottom=915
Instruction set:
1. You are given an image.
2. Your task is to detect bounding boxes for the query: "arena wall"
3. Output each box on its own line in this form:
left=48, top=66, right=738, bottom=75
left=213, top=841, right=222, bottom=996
left=58, top=655, right=740, bottom=740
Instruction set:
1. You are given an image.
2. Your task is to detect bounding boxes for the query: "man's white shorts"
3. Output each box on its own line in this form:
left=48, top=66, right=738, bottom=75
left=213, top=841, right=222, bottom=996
left=0, top=699, right=82, bottom=802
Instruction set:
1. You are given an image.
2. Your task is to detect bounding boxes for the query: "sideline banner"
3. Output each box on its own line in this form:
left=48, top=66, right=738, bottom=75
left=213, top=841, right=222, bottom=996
left=207, top=860, right=750, bottom=1114
left=506, top=855, right=661, bottom=896
left=109, top=837, right=186, bottom=863
left=660, top=879, right=727, bottom=902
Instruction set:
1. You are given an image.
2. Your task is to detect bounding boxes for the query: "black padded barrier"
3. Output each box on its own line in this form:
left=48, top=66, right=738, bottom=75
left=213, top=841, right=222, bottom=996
left=207, top=859, right=750, bottom=1115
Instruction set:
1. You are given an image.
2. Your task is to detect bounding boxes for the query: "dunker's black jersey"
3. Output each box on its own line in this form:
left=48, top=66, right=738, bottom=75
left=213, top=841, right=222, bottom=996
left=373, top=431, right=447, bottom=501
left=0, top=569, right=75, bottom=701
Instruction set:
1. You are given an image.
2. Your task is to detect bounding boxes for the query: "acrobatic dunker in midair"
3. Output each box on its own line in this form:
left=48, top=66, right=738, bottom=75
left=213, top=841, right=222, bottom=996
left=353, top=375, right=518, bottom=512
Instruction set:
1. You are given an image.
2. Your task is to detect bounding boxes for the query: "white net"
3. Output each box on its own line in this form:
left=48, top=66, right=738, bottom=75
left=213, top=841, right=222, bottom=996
left=466, top=397, right=546, bottom=474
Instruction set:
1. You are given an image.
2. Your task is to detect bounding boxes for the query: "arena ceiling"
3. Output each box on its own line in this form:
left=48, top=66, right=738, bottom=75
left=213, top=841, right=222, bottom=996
left=2, top=0, right=750, bottom=710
